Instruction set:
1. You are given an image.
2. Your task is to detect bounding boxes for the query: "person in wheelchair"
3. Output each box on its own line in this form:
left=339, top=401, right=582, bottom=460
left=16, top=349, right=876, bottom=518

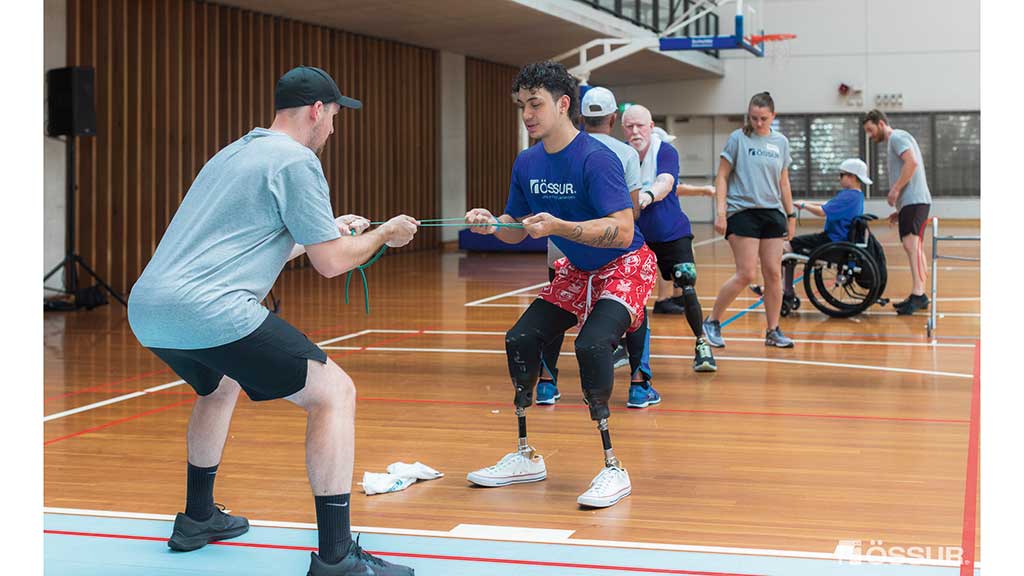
left=751, top=158, right=888, bottom=319
left=788, top=158, right=869, bottom=255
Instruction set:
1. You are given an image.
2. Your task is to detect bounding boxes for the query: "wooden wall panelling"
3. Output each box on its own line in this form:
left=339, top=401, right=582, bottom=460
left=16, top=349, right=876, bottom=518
left=66, top=0, right=441, bottom=294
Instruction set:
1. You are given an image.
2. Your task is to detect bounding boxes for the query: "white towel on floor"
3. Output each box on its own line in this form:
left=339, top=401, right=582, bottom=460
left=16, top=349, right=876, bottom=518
left=360, top=462, right=443, bottom=495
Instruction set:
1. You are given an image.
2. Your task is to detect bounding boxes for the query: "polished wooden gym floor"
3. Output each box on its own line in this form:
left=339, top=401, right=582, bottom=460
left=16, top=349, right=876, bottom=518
left=43, top=221, right=981, bottom=569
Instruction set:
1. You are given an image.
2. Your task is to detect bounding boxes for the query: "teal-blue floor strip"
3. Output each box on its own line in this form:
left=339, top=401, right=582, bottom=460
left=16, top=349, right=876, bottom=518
left=44, top=513, right=975, bottom=576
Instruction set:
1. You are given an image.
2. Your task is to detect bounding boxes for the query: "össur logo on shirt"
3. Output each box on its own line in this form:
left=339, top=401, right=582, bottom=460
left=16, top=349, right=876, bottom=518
left=530, top=179, right=576, bottom=196
left=747, top=144, right=780, bottom=159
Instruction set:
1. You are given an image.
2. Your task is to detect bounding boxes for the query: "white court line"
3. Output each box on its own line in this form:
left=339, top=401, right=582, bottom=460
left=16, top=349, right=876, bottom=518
left=464, top=281, right=549, bottom=307
left=319, top=345, right=971, bottom=379
left=44, top=329, right=370, bottom=422
left=317, top=329, right=375, bottom=346
left=415, top=329, right=973, bottom=349
left=508, top=294, right=980, bottom=303
left=469, top=302, right=982, bottom=318
left=460, top=237, right=726, bottom=309
left=42, top=506, right=975, bottom=568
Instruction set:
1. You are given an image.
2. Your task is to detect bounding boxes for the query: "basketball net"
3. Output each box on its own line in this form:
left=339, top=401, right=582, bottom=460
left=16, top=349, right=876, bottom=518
left=749, top=33, right=795, bottom=71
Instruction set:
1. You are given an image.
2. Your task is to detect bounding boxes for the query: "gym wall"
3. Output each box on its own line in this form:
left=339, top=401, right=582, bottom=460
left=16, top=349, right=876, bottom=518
left=58, top=0, right=443, bottom=295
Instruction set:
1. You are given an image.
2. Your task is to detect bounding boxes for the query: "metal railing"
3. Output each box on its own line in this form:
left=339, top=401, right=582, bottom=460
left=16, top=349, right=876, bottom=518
left=927, top=217, right=980, bottom=339
left=575, top=0, right=720, bottom=57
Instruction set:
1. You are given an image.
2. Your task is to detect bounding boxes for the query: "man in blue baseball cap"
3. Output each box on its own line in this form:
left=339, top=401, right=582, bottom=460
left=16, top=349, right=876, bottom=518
left=129, top=65, right=417, bottom=575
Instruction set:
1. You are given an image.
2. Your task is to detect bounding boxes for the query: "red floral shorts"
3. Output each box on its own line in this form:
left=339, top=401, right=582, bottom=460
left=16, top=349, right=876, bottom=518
left=539, top=244, right=657, bottom=333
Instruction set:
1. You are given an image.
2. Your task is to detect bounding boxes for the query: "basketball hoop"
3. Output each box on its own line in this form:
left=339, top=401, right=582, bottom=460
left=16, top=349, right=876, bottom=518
left=747, top=33, right=797, bottom=45
left=748, top=33, right=795, bottom=70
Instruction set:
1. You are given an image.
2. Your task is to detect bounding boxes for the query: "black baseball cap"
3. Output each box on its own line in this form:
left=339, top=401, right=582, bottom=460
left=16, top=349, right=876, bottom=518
left=274, top=66, right=362, bottom=111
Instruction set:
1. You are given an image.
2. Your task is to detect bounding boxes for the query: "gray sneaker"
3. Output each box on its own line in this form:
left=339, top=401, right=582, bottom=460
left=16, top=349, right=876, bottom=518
left=702, top=318, right=725, bottom=348
left=765, top=327, right=794, bottom=348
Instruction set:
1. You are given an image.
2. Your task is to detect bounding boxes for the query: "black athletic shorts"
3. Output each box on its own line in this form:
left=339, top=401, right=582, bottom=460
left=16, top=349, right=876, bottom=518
left=726, top=208, right=788, bottom=239
left=789, top=232, right=833, bottom=255
left=898, top=203, right=931, bottom=238
left=647, top=236, right=695, bottom=280
left=148, top=312, right=327, bottom=402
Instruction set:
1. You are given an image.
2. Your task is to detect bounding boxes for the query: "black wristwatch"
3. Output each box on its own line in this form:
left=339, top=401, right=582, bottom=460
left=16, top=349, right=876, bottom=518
left=787, top=211, right=797, bottom=219
left=642, top=190, right=655, bottom=204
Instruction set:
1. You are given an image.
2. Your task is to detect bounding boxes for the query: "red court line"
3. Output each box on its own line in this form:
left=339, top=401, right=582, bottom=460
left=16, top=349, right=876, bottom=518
left=43, top=398, right=195, bottom=447
left=959, top=342, right=980, bottom=576
left=43, top=529, right=762, bottom=575
left=357, top=397, right=969, bottom=424
left=43, top=368, right=173, bottom=404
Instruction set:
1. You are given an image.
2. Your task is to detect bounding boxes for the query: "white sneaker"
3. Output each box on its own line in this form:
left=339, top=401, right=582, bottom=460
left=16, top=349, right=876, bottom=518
left=466, top=449, right=547, bottom=487
left=576, top=466, right=631, bottom=508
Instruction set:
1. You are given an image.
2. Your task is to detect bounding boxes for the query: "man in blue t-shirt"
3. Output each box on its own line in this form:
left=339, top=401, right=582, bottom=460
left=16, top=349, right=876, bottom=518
left=788, top=158, right=869, bottom=254
left=128, top=67, right=417, bottom=576
left=463, top=61, right=657, bottom=509
left=622, top=104, right=717, bottom=375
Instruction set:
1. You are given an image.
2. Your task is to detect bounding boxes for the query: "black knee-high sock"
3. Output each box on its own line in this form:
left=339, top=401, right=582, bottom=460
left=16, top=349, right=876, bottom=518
left=625, top=312, right=648, bottom=381
left=185, top=463, right=218, bottom=521
left=314, top=494, right=352, bottom=563
left=680, top=288, right=705, bottom=340
left=540, top=333, right=564, bottom=383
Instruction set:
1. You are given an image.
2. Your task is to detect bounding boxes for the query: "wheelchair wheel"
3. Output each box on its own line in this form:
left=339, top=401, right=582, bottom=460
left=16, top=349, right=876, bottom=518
left=803, top=242, right=883, bottom=318
left=779, top=294, right=800, bottom=317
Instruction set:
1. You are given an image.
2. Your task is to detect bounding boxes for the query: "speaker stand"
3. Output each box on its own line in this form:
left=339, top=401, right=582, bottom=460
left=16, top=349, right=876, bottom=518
left=43, top=136, right=127, bottom=308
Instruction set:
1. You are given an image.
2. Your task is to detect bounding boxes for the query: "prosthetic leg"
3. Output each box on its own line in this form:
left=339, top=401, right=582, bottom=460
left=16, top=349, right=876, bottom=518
left=575, top=300, right=634, bottom=507
left=466, top=300, right=574, bottom=488
left=673, top=262, right=717, bottom=371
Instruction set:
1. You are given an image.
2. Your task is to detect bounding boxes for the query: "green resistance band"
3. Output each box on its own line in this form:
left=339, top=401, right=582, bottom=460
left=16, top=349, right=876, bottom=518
left=344, top=218, right=524, bottom=314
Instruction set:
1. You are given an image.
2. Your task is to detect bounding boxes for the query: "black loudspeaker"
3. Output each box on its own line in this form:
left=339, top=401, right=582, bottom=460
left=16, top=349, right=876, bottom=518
left=46, top=66, right=96, bottom=137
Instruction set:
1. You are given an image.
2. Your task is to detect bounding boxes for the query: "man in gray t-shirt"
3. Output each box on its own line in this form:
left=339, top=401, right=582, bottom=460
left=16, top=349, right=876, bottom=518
left=128, top=67, right=417, bottom=576
left=863, top=109, right=932, bottom=315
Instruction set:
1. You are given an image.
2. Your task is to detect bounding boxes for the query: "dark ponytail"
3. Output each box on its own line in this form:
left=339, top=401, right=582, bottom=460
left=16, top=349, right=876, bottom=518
left=742, top=91, right=775, bottom=136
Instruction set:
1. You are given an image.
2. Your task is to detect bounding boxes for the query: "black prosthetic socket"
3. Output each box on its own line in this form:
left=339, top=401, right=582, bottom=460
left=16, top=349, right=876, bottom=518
left=575, top=299, right=632, bottom=421
left=506, top=299, right=576, bottom=408
left=539, top=267, right=564, bottom=382
left=672, top=263, right=706, bottom=339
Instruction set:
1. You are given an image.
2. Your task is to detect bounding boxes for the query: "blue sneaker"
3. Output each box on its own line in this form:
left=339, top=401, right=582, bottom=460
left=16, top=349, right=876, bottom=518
left=536, top=380, right=560, bottom=405
left=626, top=382, right=661, bottom=409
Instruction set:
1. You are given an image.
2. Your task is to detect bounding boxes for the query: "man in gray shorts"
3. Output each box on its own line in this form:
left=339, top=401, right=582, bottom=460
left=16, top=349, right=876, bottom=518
left=128, top=66, right=417, bottom=576
left=863, top=109, right=932, bottom=315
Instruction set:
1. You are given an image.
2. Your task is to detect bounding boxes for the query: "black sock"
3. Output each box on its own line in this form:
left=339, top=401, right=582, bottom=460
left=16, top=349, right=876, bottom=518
left=185, top=463, right=218, bottom=521
left=314, top=494, right=352, bottom=563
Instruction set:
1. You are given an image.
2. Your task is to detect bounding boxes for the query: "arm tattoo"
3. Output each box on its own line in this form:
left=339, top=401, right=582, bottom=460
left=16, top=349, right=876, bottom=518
left=568, top=225, right=583, bottom=240
left=590, top=226, right=621, bottom=248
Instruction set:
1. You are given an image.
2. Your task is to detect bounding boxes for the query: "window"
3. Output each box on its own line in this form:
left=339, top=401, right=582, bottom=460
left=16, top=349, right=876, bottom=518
left=934, top=113, right=981, bottom=197
left=809, top=116, right=863, bottom=195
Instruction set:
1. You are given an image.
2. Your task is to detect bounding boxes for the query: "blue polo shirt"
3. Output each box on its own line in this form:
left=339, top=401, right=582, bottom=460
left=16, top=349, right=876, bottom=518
left=505, top=132, right=645, bottom=271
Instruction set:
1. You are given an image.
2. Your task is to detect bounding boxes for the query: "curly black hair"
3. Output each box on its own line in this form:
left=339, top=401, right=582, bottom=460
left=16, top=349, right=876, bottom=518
left=511, top=61, right=579, bottom=119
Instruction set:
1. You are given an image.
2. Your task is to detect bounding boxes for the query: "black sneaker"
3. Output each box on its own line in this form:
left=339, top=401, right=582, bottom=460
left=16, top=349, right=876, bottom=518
left=167, top=504, right=249, bottom=551
left=612, top=343, right=629, bottom=369
left=308, top=537, right=414, bottom=575
left=693, top=338, right=717, bottom=372
left=653, top=299, right=685, bottom=315
left=895, top=294, right=929, bottom=316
